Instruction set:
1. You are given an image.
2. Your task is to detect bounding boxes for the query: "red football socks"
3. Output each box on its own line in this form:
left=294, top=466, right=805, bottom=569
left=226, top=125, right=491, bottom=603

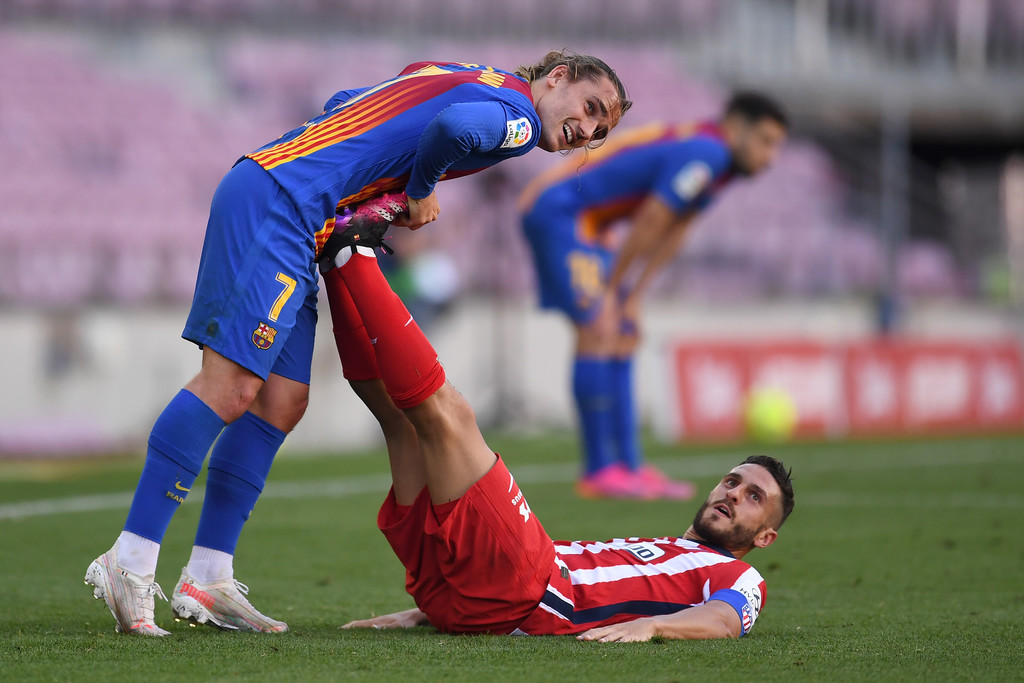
left=322, top=266, right=382, bottom=381
left=328, top=249, right=446, bottom=409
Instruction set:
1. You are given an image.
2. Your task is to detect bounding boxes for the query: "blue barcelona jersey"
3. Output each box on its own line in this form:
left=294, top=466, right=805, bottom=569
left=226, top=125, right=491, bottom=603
left=520, top=121, right=734, bottom=242
left=248, top=61, right=540, bottom=254
left=519, top=121, right=736, bottom=322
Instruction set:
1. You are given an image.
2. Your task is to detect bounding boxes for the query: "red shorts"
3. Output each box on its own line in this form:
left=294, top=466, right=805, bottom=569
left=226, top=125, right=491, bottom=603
left=378, top=455, right=555, bottom=634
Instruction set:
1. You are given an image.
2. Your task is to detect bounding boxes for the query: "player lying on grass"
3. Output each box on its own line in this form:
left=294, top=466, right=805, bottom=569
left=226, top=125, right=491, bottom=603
left=84, top=51, right=630, bottom=637
left=319, top=235, right=795, bottom=640
left=519, top=93, right=787, bottom=500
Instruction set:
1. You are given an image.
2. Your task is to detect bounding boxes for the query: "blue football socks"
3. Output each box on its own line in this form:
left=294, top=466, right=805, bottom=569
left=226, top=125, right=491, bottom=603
left=573, top=356, right=615, bottom=475
left=123, top=389, right=225, bottom=543
left=194, top=410, right=285, bottom=554
left=611, top=356, right=642, bottom=471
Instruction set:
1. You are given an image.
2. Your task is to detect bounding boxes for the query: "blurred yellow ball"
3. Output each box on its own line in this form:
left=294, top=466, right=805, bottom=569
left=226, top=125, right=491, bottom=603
left=744, top=388, right=798, bottom=443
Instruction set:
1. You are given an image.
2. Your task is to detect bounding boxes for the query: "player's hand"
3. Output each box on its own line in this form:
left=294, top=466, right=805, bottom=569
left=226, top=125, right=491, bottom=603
left=577, top=618, right=658, bottom=643
left=621, top=292, right=641, bottom=328
left=394, top=192, right=440, bottom=230
left=618, top=292, right=642, bottom=351
left=590, top=293, right=620, bottom=344
left=341, top=608, right=427, bottom=630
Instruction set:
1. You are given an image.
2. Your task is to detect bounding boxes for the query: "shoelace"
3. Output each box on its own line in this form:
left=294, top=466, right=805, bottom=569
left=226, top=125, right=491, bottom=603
left=228, top=579, right=276, bottom=622
left=138, top=581, right=168, bottom=602
left=134, top=581, right=167, bottom=622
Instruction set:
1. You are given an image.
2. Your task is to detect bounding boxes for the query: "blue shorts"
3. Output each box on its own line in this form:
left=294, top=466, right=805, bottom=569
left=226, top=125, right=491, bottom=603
left=521, top=205, right=612, bottom=324
left=183, top=159, right=318, bottom=384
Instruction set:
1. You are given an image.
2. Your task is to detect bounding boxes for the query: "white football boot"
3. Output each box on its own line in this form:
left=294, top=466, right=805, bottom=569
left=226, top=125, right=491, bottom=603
left=84, top=546, right=170, bottom=636
left=171, top=567, right=289, bottom=633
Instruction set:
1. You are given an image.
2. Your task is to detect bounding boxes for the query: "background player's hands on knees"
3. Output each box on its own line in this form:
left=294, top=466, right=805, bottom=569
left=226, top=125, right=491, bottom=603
left=621, top=291, right=640, bottom=330
left=590, top=293, right=621, bottom=346
left=577, top=617, right=658, bottom=643
left=394, top=192, right=440, bottom=229
left=341, top=608, right=427, bottom=630
left=618, top=293, right=642, bottom=352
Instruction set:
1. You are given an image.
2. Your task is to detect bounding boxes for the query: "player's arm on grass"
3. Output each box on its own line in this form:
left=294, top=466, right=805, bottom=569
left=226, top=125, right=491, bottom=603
left=397, top=101, right=524, bottom=229
left=577, top=600, right=741, bottom=642
left=341, top=607, right=430, bottom=630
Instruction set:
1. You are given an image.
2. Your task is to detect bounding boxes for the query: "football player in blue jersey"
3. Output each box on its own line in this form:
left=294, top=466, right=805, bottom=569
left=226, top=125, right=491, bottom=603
left=84, top=51, right=630, bottom=636
left=519, top=93, right=786, bottom=500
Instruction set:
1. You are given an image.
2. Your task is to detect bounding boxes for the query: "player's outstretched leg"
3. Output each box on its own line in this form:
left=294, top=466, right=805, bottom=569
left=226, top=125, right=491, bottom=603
left=329, top=245, right=494, bottom=503
left=322, top=262, right=426, bottom=505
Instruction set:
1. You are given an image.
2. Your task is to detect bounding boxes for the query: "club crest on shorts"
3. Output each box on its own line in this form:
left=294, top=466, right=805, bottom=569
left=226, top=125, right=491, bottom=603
left=252, top=321, right=277, bottom=350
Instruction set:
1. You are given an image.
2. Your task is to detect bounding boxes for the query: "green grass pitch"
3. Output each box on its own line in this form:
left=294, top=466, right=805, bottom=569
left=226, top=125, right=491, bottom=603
left=1, top=433, right=1022, bottom=681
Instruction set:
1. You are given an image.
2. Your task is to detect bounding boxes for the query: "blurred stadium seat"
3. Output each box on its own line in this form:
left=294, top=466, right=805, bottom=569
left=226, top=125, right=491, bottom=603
left=2, top=0, right=1020, bottom=309
left=1, top=0, right=1020, bottom=457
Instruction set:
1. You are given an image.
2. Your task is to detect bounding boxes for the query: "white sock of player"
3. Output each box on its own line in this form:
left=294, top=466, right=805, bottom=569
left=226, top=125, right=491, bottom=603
left=115, top=530, right=160, bottom=579
left=187, top=545, right=233, bottom=583
left=332, top=244, right=377, bottom=269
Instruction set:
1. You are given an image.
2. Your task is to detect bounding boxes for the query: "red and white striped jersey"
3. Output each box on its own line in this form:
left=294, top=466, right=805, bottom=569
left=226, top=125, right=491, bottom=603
left=515, top=537, right=766, bottom=636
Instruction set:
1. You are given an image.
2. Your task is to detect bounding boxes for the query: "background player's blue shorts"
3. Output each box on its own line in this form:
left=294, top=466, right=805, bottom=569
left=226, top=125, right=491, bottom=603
left=522, top=202, right=612, bottom=325
left=183, top=158, right=319, bottom=384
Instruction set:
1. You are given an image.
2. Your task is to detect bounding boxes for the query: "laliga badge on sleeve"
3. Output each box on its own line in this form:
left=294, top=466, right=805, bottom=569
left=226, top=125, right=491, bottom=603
left=501, top=118, right=533, bottom=149
left=671, top=161, right=712, bottom=201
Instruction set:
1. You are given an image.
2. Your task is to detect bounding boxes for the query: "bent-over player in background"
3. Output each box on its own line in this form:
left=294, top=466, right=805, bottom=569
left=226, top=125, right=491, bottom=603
left=84, top=52, right=630, bottom=636
left=519, top=92, right=787, bottom=500
left=319, top=236, right=794, bottom=640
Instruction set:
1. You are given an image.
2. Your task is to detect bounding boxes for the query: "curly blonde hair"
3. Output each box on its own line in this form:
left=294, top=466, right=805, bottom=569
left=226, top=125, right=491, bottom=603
left=516, top=50, right=632, bottom=122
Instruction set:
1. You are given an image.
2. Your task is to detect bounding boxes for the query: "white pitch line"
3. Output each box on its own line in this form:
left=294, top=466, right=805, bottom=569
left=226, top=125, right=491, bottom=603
left=0, top=492, right=135, bottom=520
left=1, top=447, right=1021, bottom=521
left=261, top=472, right=394, bottom=501
left=799, top=491, right=1024, bottom=509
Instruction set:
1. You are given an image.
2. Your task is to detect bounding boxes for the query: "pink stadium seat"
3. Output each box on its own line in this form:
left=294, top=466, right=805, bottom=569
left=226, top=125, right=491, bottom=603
left=0, top=25, right=972, bottom=306
left=994, top=0, right=1024, bottom=38
left=898, top=241, right=962, bottom=297
left=875, top=0, right=936, bottom=40
left=163, top=248, right=203, bottom=303
left=834, top=222, right=886, bottom=291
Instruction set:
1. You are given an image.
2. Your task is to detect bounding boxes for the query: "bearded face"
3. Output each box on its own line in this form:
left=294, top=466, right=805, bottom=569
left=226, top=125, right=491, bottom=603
left=690, top=499, right=763, bottom=550
left=728, top=117, right=786, bottom=177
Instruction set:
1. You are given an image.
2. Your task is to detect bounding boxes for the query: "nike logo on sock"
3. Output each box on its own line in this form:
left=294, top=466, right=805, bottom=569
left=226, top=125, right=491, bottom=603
left=174, top=482, right=191, bottom=492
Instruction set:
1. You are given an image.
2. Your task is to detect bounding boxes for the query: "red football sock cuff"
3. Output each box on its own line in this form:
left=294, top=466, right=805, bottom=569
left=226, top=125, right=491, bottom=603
left=322, top=266, right=381, bottom=381
left=389, top=361, right=446, bottom=410
left=339, top=253, right=446, bottom=409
